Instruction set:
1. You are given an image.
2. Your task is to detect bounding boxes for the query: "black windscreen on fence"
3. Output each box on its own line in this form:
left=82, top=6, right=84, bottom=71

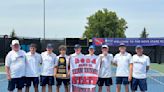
left=0, top=37, right=163, bottom=64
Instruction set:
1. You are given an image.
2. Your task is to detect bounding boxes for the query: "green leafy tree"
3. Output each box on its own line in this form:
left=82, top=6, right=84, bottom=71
left=140, top=27, right=149, bottom=38
left=83, top=8, right=127, bottom=39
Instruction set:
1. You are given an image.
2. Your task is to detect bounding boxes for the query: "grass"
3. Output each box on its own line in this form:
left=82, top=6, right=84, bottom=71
left=0, top=63, right=164, bottom=73
left=0, top=65, right=5, bottom=72
left=150, top=63, right=164, bottom=73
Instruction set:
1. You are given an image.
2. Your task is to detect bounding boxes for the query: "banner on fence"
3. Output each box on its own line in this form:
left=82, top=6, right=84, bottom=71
left=92, top=38, right=164, bottom=46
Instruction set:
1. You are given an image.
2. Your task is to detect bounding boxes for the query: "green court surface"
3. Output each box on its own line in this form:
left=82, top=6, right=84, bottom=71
left=0, top=65, right=5, bottom=72
left=150, top=63, right=164, bottom=73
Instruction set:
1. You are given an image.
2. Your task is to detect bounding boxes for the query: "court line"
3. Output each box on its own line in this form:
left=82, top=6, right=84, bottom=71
left=149, top=76, right=164, bottom=86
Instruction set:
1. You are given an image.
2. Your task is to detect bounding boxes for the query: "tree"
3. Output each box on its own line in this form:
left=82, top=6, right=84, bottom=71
left=140, top=27, right=149, bottom=38
left=83, top=8, right=127, bottom=39
left=10, top=29, right=17, bottom=38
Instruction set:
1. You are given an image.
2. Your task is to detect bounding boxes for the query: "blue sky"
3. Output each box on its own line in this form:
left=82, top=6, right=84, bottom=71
left=0, top=0, right=163, bottom=38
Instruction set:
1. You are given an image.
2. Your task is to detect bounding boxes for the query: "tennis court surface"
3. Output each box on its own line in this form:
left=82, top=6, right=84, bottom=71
left=0, top=68, right=164, bottom=92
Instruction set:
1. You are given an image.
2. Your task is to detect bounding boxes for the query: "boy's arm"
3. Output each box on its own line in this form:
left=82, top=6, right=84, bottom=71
left=129, top=63, right=133, bottom=82
left=54, top=57, right=58, bottom=77
left=5, top=66, right=11, bottom=80
left=146, top=56, right=150, bottom=72
left=54, top=67, right=58, bottom=77
left=112, top=55, right=117, bottom=66
left=67, top=56, right=71, bottom=77
left=146, top=66, right=150, bottom=72
left=5, top=54, right=11, bottom=80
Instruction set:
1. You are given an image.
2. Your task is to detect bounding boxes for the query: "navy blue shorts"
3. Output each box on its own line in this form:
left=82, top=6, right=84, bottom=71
left=56, top=78, right=70, bottom=86
left=8, top=77, right=25, bottom=91
left=40, top=76, right=54, bottom=86
left=25, top=77, right=39, bottom=87
left=131, top=77, right=147, bottom=91
left=97, top=77, right=113, bottom=86
left=116, top=77, right=129, bottom=85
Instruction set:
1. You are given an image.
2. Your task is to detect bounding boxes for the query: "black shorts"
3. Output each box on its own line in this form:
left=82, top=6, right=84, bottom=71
left=25, top=77, right=39, bottom=87
left=40, top=76, right=54, bottom=86
left=116, top=77, right=129, bottom=85
left=97, top=77, right=112, bottom=86
left=131, top=77, right=147, bottom=91
left=8, top=77, right=25, bottom=91
left=56, top=78, right=70, bottom=86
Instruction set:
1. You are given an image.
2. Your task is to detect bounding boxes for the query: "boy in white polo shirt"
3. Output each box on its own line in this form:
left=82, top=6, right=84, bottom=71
left=40, top=43, right=57, bottom=92
left=129, top=45, right=150, bottom=92
left=113, top=43, right=132, bottom=92
left=5, top=39, right=26, bottom=92
left=54, top=45, right=70, bottom=92
left=25, top=43, right=42, bottom=92
left=97, top=45, right=113, bottom=92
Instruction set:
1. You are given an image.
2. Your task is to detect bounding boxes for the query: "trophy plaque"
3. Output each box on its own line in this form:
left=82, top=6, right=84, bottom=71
left=56, top=57, right=67, bottom=78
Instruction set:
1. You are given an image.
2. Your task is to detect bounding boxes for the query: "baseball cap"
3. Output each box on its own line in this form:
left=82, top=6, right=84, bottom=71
left=119, top=43, right=126, bottom=47
left=11, top=40, right=19, bottom=45
left=46, top=43, right=53, bottom=49
left=89, top=45, right=95, bottom=50
left=135, top=45, right=143, bottom=49
left=74, top=44, right=81, bottom=49
left=30, top=43, right=37, bottom=48
left=101, top=45, right=108, bottom=48
left=59, top=45, right=67, bottom=51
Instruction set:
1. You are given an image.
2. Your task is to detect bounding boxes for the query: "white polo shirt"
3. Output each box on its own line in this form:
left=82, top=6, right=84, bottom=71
left=113, top=52, right=132, bottom=77
left=55, top=54, right=70, bottom=79
left=25, top=52, right=42, bottom=77
left=41, top=51, right=56, bottom=76
left=97, top=53, right=113, bottom=78
left=85, top=54, right=98, bottom=59
left=5, top=50, right=26, bottom=78
left=130, top=54, right=150, bottom=79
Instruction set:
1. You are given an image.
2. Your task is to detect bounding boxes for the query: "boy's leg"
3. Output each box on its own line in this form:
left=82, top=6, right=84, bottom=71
left=97, top=78, right=104, bottom=92
left=42, top=86, right=46, bottom=92
left=64, top=85, right=69, bottom=92
left=16, top=77, right=25, bottom=92
left=138, top=79, right=147, bottom=92
left=105, top=78, right=112, bottom=92
left=48, top=85, right=52, bottom=92
left=63, top=79, right=70, bottom=92
left=98, top=86, right=103, bottom=92
left=48, top=76, right=54, bottom=92
left=56, top=85, right=60, bottom=92
left=25, top=77, right=31, bottom=92
left=56, top=78, right=62, bottom=92
left=122, top=77, right=129, bottom=92
left=106, top=86, right=111, bottom=92
left=17, top=89, right=22, bottom=92
left=116, top=84, right=121, bottom=92
left=131, top=78, right=138, bottom=92
left=40, top=76, right=48, bottom=92
left=116, top=77, right=122, bottom=92
left=33, top=77, right=39, bottom=92
left=25, top=87, right=30, bottom=92
left=8, top=79, right=15, bottom=92
left=34, top=86, right=39, bottom=92
left=124, top=85, right=129, bottom=92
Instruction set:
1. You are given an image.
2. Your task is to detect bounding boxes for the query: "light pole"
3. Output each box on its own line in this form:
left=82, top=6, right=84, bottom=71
left=43, top=0, right=46, bottom=40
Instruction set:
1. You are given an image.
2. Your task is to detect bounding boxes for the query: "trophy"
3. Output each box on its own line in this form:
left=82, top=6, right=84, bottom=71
left=56, top=57, right=67, bottom=78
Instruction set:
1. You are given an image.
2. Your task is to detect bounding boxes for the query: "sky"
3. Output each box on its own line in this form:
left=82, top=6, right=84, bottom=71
left=0, top=0, right=163, bottom=39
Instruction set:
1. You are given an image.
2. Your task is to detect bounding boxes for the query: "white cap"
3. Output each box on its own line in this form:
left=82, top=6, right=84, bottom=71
left=11, top=40, right=20, bottom=45
left=101, top=45, right=108, bottom=48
